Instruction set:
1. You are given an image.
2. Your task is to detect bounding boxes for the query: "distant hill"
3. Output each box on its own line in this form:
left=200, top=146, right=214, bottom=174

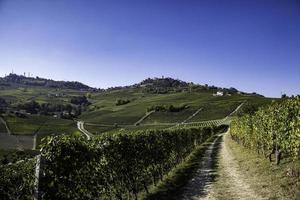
left=106, top=77, right=263, bottom=97
left=0, top=73, right=96, bottom=91
left=0, top=74, right=264, bottom=97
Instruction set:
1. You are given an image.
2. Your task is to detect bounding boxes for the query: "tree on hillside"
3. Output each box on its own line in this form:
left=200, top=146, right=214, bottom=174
left=17, top=100, right=40, bottom=114
left=70, top=96, right=90, bottom=106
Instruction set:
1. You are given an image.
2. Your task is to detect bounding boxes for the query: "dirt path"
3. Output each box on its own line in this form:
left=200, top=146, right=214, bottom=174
left=77, top=121, right=93, bottom=139
left=180, top=134, right=222, bottom=200
left=180, top=130, right=264, bottom=200
left=209, top=132, right=263, bottom=200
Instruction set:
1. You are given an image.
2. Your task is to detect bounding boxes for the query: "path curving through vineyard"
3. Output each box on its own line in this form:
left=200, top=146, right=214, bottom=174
left=180, top=129, right=264, bottom=200
left=180, top=134, right=223, bottom=200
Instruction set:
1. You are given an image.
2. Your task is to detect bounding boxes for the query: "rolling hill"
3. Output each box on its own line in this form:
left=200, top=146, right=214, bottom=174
left=0, top=74, right=274, bottom=149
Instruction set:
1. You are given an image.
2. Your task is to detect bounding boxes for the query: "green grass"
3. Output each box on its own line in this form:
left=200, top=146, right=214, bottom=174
left=84, top=124, right=117, bottom=134
left=81, top=90, right=273, bottom=126
left=1, top=114, right=77, bottom=149
left=142, top=109, right=195, bottom=124
left=221, top=134, right=300, bottom=200
left=4, top=115, right=44, bottom=134
left=3, top=114, right=76, bottom=135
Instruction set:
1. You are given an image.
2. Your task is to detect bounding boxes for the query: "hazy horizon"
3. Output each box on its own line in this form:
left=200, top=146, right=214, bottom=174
left=1, top=0, right=300, bottom=97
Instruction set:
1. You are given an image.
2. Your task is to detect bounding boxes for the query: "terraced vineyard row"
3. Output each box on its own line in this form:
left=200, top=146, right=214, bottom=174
left=84, top=116, right=233, bottom=133
left=173, top=118, right=229, bottom=129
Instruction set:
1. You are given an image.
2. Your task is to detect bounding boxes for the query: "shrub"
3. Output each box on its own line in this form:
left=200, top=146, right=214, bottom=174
left=115, top=98, right=130, bottom=106
left=147, top=104, right=189, bottom=112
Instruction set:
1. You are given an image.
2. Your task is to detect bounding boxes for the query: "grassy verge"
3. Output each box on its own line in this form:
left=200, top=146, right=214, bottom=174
left=141, top=126, right=227, bottom=200
left=226, top=134, right=300, bottom=200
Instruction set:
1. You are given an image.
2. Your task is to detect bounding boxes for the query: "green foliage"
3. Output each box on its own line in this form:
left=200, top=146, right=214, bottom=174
left=0, top=160, right=36, bottom=200
left=70, top=96, right=90, bottom=106
left=231, top=97, right=300, bottom=160
left=17, top=100, right=40, bottom=114
left=39, top=126, right=216, bottom=199
left=139, top=77, right=190, bottom=94
left=235, top=102, right=261, bottom=116
left=115, top=98, right=131, bottom=106
left=0, top=149, right=38, bottom=164
left=16, top=100, right=82, bottom=118
left=144, top=126, right=227, bottom=200
left=147, top=104, right=189, bottom=112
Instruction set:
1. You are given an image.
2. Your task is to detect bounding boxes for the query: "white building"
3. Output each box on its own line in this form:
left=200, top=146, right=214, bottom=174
left=213, top=91, right=224, bottom=96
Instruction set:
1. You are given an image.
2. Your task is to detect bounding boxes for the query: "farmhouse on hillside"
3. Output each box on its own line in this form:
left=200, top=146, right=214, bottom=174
left=213, top=91, right=224, bottom=96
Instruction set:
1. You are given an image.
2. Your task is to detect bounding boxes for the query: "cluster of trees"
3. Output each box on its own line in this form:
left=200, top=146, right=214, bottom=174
left=140, top=77, right=189, bottom=88
left=115, top=98, right=131, bottom=106
left=17, top=101, right=40, bottom=114
left=147, top=104, right=189, bottom=112
left=2, top=95, right=90, bottom=118
left=70, top=96, right=90, bottom=106
left=137, top=77, right=242, bottom=95
left=38, top=126, right=218, bottom=199
left=140, top=77, right=190, bottom=94
left=16, top=100, right=82, bottom=119
left=231, top=97, right=300, bottom=165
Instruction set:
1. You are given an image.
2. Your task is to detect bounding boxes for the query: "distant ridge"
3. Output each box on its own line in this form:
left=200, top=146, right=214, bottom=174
left=0, top=74, right=264, bottom=97
left=0, top=73, right=96, bottom=91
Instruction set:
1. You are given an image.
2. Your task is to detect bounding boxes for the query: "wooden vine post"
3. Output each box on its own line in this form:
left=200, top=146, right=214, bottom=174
left=34, top=154, right=43, bottom=200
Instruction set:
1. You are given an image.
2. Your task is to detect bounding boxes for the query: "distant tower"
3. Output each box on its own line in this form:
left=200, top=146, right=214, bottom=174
left=24, top=72, right=26, bottom=76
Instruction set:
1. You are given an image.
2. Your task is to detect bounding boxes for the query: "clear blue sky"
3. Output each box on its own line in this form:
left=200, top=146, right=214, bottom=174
left=0, top=0, right=299, bottom=97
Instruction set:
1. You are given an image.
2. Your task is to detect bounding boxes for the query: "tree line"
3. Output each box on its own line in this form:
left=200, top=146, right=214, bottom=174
left=15, top=96, right=90, bottom=119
